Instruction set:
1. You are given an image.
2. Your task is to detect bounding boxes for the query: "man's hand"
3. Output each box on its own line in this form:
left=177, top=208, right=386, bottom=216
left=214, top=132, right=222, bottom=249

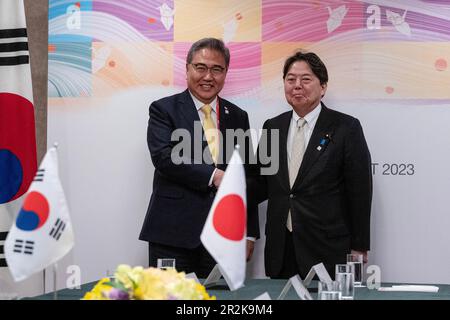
left=351, top=250, right=368, bottom=264
left=246, top=240, right=255, bottom=262
left=212, top=169, right=225, bottom=188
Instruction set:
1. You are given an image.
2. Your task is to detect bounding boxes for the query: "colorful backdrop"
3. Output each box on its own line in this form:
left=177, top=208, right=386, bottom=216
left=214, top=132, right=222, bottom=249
left=48, top=0, right=450, bottom=288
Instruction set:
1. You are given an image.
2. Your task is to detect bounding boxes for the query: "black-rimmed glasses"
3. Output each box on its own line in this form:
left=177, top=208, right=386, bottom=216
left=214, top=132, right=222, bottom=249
left=190, top=63, right=226, bottom=76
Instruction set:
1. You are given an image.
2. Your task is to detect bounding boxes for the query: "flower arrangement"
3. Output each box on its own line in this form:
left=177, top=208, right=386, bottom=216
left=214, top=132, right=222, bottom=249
left=83, top=264, right=215, bottom=300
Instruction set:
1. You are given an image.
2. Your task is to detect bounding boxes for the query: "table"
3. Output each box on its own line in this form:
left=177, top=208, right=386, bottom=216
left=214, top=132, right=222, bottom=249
left=29, top=279, right=450, bottom=300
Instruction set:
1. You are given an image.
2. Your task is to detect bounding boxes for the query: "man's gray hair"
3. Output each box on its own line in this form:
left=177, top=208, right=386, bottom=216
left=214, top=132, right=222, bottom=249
left=186, top=38, right=230, bottom=69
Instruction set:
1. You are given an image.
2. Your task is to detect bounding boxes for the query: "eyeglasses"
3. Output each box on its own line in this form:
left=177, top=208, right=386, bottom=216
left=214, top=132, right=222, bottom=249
left=190, top=63, right=226, bottom=76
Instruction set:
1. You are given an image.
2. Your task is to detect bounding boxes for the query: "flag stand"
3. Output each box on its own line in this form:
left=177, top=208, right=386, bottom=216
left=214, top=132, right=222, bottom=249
left=53, top=263, right=58, bottom=300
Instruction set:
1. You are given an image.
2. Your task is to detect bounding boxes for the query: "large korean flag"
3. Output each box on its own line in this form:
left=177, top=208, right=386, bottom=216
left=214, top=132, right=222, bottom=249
left=0, top=0, right=37, bottom=205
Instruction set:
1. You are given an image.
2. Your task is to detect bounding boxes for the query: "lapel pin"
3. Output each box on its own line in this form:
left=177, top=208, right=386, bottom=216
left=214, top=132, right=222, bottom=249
left=224, top=106, right=229, bottom=114
left=317, top=133, right=332, bottom=151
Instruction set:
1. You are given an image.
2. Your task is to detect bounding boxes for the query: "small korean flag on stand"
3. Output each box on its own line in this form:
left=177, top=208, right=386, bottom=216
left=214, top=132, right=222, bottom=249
left=5, top=147, right=74, bottom=281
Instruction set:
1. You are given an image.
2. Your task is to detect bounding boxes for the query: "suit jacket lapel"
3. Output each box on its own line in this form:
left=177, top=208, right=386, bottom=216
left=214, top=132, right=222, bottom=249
left=179, top=89, right=201, bottom=132
left=293, top=104, right=334, bottom=189
left=278, top=111, right=292, bottom=191
left=218, top=96, right=229, bottom=134
left=179, top=90, right=212, bottom=164
left=217, top=97, right=229, bottom=169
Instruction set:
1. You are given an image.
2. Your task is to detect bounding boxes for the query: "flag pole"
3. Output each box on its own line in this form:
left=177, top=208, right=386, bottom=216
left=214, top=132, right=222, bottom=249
left=53, top=142, right=59, bottom=300
left=53, top=263, right=58, bottom=300
left=43, top=142, right=57, bottom=296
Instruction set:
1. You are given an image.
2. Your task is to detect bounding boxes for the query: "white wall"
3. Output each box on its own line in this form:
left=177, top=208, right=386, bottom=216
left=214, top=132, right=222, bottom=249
left=44, top=0, right=450, bottom=290
left=47, top=89, right=450, bottom=288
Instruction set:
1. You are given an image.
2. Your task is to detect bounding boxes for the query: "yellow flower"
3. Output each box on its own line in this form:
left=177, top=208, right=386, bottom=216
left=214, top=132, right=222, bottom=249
left=82, top=277, right=112, bottom=300
left=196, top=283, right=216, bottom=300
left=83, top=266, right=214, bottom=300
left=114, top=264, right=143, bottom=291
left=133, top=268, right=169, bottom=300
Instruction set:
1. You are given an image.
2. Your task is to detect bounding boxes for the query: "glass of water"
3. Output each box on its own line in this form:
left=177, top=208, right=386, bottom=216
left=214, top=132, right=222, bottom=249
left=318, top=280, right=341, bottom=300
left=335, top=264, right=355, bottom=300
left=106, top=269, right=116, bottom=279
left=157, top=258, right=176, bottom=270
left=347, top=253, right=364, bottom=287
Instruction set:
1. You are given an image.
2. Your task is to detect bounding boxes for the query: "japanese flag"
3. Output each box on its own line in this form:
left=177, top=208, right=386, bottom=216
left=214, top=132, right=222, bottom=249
left=201, top=149, right=247, bottom=291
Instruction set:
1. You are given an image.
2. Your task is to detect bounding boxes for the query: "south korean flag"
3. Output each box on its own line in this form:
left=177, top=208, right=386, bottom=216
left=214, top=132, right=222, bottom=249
left=0, top=0, right=37, bottom=206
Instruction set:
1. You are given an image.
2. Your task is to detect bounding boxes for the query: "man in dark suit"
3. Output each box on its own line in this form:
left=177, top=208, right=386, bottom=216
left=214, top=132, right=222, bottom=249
left=139, top=38, right=259, bottom=278
left=250, top=51, right=372, bottom=279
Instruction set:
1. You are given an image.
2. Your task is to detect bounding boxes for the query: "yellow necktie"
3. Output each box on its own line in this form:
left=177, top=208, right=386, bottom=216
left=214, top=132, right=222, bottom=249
left=201, top=104, right=219, bottom=164
left=287, top=118, right=307, bottom=232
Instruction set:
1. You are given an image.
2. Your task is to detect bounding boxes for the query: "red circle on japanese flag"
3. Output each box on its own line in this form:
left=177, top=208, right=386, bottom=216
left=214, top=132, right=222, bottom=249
left=212, top=194, right=246, bottom=241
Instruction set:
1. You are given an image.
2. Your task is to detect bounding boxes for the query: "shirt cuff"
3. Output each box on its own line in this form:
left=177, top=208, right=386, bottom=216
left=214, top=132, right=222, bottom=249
left=246, top=237, right=256, bottom=242
left=208, top=168, right=217, bottom=187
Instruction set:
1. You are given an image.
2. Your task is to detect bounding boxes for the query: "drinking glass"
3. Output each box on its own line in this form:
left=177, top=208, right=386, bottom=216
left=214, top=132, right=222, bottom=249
left=335, top=264, right=354, bottom=300
left=347, top=253, right=364, bottom=287
left=157, top=258, right=176, bottom=270
left=318, top=280, right=341, bottom=300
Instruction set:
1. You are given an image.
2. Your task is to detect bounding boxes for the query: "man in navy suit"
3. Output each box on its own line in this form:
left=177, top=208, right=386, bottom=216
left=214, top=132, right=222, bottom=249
left=250, top=51, right=372, bottom=279
left=139, top=38, right=259, bottom=278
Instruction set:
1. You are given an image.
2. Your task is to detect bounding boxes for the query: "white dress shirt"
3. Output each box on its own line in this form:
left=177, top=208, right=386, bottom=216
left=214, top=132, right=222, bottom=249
left=287, top=103, right=322, bottom=163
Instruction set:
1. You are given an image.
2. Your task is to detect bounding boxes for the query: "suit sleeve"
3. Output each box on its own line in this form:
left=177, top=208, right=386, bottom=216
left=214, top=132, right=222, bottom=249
left=147, top=100, right=215, bottom=192
left=343, top=118, right=373, bottom=251
left=246, top=119, right=274, bottom=240
left=247, top=120, right=270, bottom=207
left=241, top=110, right=260, bottom=239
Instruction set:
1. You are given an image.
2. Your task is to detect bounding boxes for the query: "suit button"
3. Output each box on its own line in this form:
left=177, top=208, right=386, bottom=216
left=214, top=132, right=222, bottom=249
left=210, top=191, right=215, bottom=198
left=290, top=194, right=295, bottom=199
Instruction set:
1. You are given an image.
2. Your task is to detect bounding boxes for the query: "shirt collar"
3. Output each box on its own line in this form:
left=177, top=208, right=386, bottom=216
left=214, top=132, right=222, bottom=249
left=292, top=102, right=322, bottom=125
left=189, top=91, right=218, bottom=113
